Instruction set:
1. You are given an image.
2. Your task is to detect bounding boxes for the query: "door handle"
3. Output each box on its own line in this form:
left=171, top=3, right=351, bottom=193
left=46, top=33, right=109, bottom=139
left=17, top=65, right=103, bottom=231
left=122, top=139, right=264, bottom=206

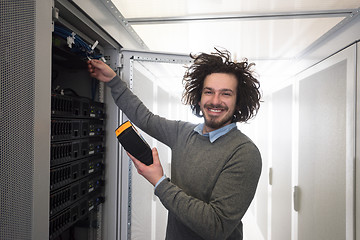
left=293, top=185, right=300, bottom=212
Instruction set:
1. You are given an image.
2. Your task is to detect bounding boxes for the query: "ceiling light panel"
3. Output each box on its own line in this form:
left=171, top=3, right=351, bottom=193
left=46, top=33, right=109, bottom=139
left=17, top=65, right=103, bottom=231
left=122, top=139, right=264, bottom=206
left=113, top=0, right=359, bottom=18
left=131, top=17, right=344, bottom=59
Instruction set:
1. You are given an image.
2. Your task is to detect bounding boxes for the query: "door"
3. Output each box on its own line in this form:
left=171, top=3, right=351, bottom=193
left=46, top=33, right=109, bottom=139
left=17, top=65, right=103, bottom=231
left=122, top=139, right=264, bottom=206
left=295, top=45, right=356, bottom=240
left=271, top=85, right=293, bottom=240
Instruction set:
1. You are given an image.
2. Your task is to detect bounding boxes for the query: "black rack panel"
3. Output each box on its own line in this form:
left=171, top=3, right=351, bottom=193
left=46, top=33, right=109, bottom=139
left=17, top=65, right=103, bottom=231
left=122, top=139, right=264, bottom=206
left=49, top=190, right=104, bottom=240
left=50, top=137, right=105, bottom=167
left=51, top=93, right=105, bottom=119
left=50, top=155, right=104, bottom=191
left=51, top=118, right=105, bottom=141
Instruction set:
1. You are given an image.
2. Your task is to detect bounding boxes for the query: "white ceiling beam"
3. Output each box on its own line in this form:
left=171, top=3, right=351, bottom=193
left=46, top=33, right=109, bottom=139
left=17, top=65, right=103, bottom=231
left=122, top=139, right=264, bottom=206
left=127, top=9, right=356, bottom=25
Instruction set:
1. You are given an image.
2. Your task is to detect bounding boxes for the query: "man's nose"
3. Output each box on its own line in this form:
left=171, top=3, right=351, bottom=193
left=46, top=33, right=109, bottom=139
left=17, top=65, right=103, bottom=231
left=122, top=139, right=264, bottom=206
left=210, top=93, right=221, bottom=104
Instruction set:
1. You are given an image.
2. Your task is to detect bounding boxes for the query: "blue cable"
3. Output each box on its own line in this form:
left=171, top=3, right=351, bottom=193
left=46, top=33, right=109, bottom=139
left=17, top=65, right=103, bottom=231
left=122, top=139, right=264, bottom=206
left=53, top=25, right=102, bottom=59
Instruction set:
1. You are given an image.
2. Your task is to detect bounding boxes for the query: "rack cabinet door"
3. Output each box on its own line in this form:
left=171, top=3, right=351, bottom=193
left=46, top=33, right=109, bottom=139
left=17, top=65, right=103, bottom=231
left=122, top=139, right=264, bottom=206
left=297, top=45, right=356, bottom=240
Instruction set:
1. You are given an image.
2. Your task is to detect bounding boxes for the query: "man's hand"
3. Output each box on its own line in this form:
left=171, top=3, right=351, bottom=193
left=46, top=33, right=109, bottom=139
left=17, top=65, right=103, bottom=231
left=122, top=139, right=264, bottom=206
left=127, top=148, right=164, bottom=186
left=87, top=59, right=116, bottom=82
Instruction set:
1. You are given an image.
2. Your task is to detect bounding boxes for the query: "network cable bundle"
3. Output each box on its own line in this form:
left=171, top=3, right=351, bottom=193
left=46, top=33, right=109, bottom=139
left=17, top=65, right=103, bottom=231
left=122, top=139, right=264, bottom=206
left=53, top=24, right=104, bottom=61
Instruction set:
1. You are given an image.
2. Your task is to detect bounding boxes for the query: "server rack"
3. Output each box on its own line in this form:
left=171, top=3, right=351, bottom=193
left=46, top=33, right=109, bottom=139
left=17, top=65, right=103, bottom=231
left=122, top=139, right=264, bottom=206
left=48, top=0, right=126, bottom=236
left=49, top=21, right=107, bottom=239
left=1, top=0, right=138, bottom=238
left=51, top=1, right=133, bottom=239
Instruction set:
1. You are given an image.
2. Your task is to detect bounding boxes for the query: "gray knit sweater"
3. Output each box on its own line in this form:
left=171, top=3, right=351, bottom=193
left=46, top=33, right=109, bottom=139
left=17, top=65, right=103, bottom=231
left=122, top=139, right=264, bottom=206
left=107, top=75, right=262, bottom=240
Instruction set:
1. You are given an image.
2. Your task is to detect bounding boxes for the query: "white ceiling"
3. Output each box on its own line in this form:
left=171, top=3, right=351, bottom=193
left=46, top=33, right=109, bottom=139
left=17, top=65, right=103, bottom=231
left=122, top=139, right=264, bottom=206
left=110, top=0, right=359, bottom=93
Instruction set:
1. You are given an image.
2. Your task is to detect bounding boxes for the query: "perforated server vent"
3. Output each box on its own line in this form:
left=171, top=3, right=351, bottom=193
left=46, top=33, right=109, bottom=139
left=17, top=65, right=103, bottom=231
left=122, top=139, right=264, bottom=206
left=0, top=0, right=36, bottom=239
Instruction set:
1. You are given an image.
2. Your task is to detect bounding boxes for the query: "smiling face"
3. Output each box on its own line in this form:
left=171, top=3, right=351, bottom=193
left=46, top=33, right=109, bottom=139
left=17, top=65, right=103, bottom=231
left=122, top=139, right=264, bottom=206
left=199, top=73, right=238, bottom=133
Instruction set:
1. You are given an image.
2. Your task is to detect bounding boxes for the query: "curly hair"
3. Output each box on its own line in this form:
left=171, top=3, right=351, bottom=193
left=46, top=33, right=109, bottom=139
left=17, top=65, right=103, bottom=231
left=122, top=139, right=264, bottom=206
left=182, top=48, right=261, bottom=123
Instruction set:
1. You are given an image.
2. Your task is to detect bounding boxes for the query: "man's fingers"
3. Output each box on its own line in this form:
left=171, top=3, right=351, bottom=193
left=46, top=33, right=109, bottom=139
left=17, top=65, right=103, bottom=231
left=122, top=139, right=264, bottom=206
left=127, top=152, right=144, bottom=173
left=126, top=149, right=164, bottom=186
left=152, top=148, right=160, bottom=164
left=87, top=59, right=116, bottom=82
left=127, top=152, right=138, bottom=164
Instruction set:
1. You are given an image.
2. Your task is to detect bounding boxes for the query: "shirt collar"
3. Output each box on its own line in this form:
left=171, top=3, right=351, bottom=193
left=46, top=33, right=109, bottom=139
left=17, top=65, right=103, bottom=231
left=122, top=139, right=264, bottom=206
left=194, top=122, right=237, bottom=143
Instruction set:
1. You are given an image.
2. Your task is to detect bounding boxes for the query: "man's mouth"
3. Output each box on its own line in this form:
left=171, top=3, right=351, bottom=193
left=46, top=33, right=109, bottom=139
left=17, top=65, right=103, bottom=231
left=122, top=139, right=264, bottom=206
left=208, top=108, right=223, bottom=113
left=205, top=105, right=228, bottom=115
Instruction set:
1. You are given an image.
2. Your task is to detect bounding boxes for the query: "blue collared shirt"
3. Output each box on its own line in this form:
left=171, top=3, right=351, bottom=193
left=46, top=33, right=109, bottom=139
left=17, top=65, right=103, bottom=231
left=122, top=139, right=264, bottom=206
left=193, top=122, right=237, bottom=143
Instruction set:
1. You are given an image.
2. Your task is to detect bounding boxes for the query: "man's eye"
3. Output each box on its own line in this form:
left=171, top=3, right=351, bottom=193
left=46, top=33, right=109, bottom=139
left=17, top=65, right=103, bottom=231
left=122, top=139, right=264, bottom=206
left=222, top=92, right=232, bottom=96
left=204, top=91, right=213, bottom=95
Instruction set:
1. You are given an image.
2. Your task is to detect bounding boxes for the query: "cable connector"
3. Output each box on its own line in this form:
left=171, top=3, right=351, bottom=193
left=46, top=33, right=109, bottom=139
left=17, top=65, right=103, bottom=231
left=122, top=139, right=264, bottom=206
left=67, top=32, right=76, bottom=48
left=91, top=40, right=99, bottom=50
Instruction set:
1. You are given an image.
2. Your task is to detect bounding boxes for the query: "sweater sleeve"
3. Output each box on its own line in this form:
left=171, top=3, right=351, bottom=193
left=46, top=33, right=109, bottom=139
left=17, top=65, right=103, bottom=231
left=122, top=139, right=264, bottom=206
left=106, top=75, right=180, bottom=148
left=154, top=142, right=262, bottom=240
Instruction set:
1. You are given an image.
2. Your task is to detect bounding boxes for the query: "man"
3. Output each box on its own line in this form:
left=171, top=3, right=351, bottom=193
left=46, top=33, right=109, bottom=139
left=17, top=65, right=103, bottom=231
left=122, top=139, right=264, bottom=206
left=88, top=48, right=262, bottom=240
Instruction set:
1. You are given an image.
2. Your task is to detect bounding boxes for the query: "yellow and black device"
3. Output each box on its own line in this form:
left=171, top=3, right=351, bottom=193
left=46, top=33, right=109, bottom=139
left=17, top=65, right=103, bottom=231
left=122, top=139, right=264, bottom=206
left=115, top=121, right=153, bottom=166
